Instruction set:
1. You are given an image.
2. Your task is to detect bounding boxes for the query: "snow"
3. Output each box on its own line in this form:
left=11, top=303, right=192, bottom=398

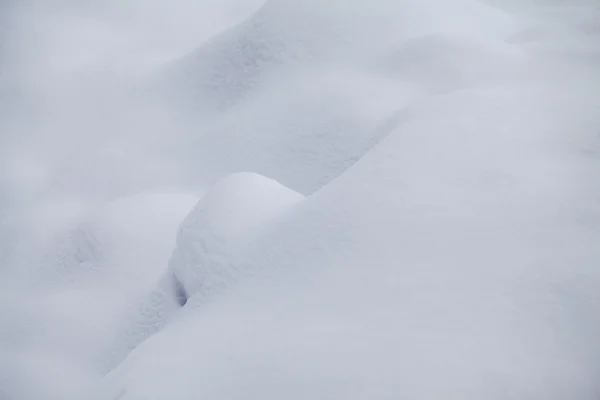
left=171, top=172, right=304, bottom=298
left=0, top=191, right=197, bottom=398
left=1, top=0, right=600, bottom=399
left=96, top=84, right=600, bottom=400
left=102, top=173, right=303, bottom=373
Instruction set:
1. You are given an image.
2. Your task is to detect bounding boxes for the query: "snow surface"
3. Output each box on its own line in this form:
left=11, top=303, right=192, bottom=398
left=1, top=0, right=600, bottom=399
left=105, top=173, right=303, bottom=372
left=171, top=172, right=304, bottom=299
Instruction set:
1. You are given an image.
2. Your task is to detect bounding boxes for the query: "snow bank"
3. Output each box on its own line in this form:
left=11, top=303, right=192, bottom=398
left=97, top=64, right=600, bottom=400
left=171, top=172, right=303, bottom=299
left=2, top=0, right=600, bottom=399
left=105, top=173, right=303, bottom=370
left=162, top=0, right=524, bottom=194
left=168, top=0, right=520, bottom=110
left=184, top=70, right=422, bottom=193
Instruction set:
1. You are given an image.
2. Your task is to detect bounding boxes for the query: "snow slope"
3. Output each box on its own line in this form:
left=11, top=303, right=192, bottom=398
left=96, top=79, right=600, bottom=400
left=167, top=0, right=521, bottom=109
left=163, top=0, right=526, bottom=193
left=0, top=192, right=196, bottom=399
left=0, top=0, right=599, bottom=399
left=105, top=173, right=303, bottom=371
left=171, top=172, right=303, bottom=299
left=94, top=1, right=599, bottom=398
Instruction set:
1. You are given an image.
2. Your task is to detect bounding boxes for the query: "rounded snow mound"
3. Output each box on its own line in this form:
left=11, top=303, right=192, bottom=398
left=106, top=173, right=303, bottom=370
left=162, top=0, right=524, bottom=196
left=186, top=68, right=419, bottom=194
left=167, top=0, right=521, bottom=110
left=171, top=172, right=304, bottom=301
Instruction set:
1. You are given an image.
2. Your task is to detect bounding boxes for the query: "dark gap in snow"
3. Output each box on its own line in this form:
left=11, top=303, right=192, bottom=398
left=172, top=274, right=188, bottom=307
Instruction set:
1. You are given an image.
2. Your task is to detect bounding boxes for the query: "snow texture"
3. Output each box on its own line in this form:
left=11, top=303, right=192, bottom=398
left=0, top=0, right=599, bottom=399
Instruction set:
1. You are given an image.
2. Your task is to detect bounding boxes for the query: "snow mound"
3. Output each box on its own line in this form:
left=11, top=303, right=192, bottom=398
left=167, top=0, right=521, bottom=110
left=171, top=172, right=303, bottom=301
left=105, top=172, right=303, bottom=371
left=97, top=83, right=600, bottom=400
left=185, top=69, right=421, bottom=194
left=160, top=0, right=526, bottom=195
left=3, top=0, right=600, bottom=399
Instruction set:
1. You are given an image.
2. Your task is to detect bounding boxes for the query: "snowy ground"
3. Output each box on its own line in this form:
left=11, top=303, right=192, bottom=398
left=1, top=0, right=600, bottom=399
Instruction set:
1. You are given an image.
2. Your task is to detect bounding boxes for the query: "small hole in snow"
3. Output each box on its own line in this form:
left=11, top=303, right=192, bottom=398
left=172, top=275, right=188, bottom=307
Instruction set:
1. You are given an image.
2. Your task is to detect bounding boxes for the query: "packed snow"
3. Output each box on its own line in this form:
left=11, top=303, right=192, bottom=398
left=1, top=0, right=599, bottom=399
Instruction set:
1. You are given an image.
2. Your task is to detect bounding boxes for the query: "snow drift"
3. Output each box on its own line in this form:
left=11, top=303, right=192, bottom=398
left=1, top=0, right=599, bottom=399
left=163, top=0, right=525, bottom=194
left=96, top=80, right=600, bottom=400
left=106, top=173, right=303, bottom=370
left=0, top=192, right=196, bottom=399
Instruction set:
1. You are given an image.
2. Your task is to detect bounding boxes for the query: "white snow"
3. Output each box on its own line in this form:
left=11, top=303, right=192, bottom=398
left=96, top=84, right=600, bottom=400
left=171, top=172, right=304, bottom=299
left=103, top=173, right=303, bottom=372
left=1, top=0, right=599, bottom=399
left=0, top=191, right=197, bottom=398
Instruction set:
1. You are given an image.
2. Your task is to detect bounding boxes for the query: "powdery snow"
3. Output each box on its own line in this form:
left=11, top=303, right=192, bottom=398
left=0, top=192, right=197, bottom=398
left=95, top=82, right=600, bottom=400
left=171, top=172, right=304, bottom=299
left=1, top=0, right=599, bottom=399
left=104, top=173, right=303, bottom=371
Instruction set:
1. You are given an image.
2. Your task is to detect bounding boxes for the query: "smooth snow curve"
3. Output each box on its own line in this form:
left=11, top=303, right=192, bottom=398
left=171, top=172, right=304, bottom=299
left=104, top=173, right=303, bottom=371
left=0, top=0, right=599, bottom=399
left=97, top=84, right=600, bottom=400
